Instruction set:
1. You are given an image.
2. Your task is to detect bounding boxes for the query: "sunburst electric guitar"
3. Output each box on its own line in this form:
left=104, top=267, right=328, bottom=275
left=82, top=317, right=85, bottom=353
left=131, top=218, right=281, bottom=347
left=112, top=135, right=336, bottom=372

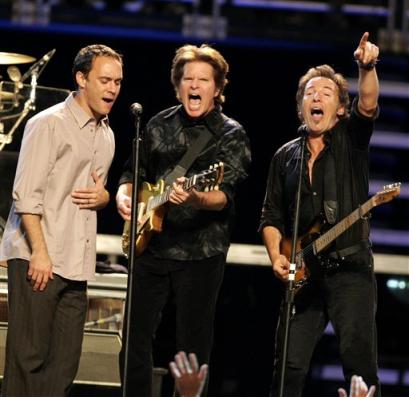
left=122, top=162, right=224, bottom=257
left=280, top=183, right=401, bottom=292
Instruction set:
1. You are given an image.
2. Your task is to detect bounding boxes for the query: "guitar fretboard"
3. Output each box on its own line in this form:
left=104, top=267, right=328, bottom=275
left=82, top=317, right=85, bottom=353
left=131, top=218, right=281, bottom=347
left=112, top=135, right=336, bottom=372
left=146, top=175, right=196, bottom=212
left=312, top=197, right=374, bottom=254
left=292, top=183, right=399, bottom=274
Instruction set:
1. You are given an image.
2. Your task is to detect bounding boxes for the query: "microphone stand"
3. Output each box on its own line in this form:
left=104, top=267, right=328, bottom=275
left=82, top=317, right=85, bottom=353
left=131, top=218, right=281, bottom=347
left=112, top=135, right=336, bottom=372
left=0, top=70, right=38, bottom=151
left=278, top=127, right=308, bottom=397
left=21, top=49, right=56, bottom=83
left=122, top=108, right=142, bottom=397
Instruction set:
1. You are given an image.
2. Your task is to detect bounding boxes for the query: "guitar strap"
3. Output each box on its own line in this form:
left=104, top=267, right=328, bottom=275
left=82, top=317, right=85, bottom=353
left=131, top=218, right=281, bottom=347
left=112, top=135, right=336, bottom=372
left=323, top=150, right=338, bottom=225
left=164, top=129, right=213, bottom=185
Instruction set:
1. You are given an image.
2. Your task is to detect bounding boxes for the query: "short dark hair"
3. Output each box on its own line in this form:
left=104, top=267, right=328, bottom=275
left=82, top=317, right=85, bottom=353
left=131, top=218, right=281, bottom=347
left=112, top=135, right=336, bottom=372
left=72, top=44, right=123, bottom=86
left=170, top=44, right=229, bottom=104
left=296, top=64, right=350, bottom=121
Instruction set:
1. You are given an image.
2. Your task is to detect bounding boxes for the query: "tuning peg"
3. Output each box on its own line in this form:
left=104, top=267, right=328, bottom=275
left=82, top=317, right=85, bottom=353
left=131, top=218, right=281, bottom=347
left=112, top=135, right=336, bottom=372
left=383, top=182, right=401, bottom=190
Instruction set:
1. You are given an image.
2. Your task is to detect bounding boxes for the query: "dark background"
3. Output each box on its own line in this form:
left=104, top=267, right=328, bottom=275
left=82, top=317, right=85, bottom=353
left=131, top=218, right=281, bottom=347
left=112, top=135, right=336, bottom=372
left=0, top=2, right=408, bottom=396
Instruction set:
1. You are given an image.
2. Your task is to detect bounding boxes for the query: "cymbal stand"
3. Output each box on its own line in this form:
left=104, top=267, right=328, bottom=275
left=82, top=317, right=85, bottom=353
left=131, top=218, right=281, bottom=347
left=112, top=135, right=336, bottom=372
left=0, top=71, right=37, bottom=151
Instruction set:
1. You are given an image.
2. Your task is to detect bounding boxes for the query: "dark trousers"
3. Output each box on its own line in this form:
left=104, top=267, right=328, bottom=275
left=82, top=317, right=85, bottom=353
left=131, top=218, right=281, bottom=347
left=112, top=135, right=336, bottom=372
left=271, top=265, right=381, bottom=397
left=119, top=252, right=225, bottom=397
left=1, top=259, right=87, bottom=397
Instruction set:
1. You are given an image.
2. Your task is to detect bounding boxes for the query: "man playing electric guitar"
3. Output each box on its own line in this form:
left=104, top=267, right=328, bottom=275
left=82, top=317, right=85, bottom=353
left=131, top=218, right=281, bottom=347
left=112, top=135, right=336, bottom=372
left=121, top=163, right=224, bottom=257
left=116, top=44, right=251, bottom=397
left=260, top=32, right=382, bottom=396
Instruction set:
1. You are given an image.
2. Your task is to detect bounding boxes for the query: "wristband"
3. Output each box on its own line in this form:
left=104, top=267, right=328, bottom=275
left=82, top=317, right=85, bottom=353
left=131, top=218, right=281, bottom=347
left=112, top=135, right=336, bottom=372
left=356, top=59, right=378, bottom=70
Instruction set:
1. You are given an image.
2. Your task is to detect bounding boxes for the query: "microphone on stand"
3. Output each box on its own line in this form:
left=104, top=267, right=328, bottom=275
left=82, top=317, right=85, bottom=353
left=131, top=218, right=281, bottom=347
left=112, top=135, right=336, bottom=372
left=84, top=313, right=122, bottom=328
left=21, top=48, right=56, bottom=83
left=21, top=49, right=55, bottom=110
left=130, top=102, right=143, bottom=117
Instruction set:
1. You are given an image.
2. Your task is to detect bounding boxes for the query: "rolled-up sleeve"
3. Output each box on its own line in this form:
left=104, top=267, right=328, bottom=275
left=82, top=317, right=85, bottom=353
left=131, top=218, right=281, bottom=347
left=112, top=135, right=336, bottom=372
left=118, top=156, right=133, bottom=186
left=348, top=96, right=378, bottom=150
left=13, top=116, right=56, bottom=215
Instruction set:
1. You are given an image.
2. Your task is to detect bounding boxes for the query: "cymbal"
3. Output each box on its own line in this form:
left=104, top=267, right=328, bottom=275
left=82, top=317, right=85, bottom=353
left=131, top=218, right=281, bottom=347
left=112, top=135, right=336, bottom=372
left=0, top=52, right=35, bottom=65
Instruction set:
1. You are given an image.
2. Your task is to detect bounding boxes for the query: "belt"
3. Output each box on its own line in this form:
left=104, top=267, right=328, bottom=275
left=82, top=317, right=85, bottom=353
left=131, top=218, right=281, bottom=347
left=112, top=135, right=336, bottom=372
left=328, top=240, right=372, bottom=261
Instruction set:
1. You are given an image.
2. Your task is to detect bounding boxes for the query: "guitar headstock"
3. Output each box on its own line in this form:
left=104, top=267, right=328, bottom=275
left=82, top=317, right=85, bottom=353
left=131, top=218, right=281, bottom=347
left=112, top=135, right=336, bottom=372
left=197, top=162, right=224, bottom=191
left=373, top=182, right=401, bottom=206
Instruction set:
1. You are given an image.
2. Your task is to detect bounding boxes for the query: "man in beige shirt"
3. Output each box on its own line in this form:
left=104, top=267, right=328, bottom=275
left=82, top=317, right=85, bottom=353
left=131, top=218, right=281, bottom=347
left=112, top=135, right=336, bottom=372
left=0, top=44, right=123, bottom=397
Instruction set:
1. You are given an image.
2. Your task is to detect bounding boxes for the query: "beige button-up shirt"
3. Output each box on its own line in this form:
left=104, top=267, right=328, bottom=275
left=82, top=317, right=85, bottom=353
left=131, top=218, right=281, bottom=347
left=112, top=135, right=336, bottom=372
left=0, top=93, right=115, bottom=281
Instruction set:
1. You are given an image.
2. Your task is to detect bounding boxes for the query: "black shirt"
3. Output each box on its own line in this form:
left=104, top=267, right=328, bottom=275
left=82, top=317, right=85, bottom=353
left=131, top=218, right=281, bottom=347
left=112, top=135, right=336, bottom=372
left=120, top=105, right=251, bottom=260
left=259, top=98, right=377, bottom=265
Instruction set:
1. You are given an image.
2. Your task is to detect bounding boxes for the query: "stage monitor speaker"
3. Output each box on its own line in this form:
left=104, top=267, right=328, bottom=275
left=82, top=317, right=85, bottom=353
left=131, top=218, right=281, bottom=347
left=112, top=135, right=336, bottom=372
left=75, top=328, right=122, bottom=386
left=0, top=324, right=167, bottom=396
left=0, top=325, right=122, bottom=386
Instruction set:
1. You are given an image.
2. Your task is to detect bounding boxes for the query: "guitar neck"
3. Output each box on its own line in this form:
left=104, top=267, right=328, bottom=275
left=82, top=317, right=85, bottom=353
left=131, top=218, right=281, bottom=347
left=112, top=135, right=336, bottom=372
left=147, top=175, right=195, bottom=212
left=312, top=196, right=375, bottom=254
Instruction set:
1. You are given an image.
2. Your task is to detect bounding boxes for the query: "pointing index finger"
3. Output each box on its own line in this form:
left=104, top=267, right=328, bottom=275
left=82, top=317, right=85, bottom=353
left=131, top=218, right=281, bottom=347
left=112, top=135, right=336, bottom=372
left=358, top=32, right=369, bottom=49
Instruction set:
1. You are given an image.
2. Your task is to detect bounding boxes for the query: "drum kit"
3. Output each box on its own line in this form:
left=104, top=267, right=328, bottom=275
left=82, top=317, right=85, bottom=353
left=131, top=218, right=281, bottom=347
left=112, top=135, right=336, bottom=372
left=0, top=51, right=34, bottom=100
left=0, top=49, right=68, bottom=151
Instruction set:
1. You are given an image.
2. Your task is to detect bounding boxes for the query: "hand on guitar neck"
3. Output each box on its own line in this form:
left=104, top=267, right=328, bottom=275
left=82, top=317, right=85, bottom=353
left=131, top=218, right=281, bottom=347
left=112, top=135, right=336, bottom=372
left=170, top=176, right=227, bottom=211
left=169, top=177, right=201, bottom=207
left=116, top=180, right=206, bottom=222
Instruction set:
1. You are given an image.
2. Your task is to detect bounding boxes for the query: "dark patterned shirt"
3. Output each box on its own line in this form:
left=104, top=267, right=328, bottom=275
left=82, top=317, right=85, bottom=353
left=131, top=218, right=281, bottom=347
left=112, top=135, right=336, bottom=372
left=120, top=104, right=251, bottom=260
left=259, top=98, right=377, bottom=266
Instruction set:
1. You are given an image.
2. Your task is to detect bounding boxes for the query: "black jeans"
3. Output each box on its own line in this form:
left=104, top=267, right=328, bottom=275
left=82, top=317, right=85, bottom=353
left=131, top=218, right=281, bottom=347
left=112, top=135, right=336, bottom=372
left=119, top=252, right=225, bottom=397
left=2, top=259, right=87, bottom=397
left=271, top=264, right=381, bottom=397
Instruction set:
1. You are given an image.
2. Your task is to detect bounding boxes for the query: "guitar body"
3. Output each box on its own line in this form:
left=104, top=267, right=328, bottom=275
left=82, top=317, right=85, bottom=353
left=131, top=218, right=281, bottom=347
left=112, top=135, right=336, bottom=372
left=280, top=220, right=323, bottom=291
left=122, top=179, right=167, bottom=257
left=280, top=234, right=308, bottom=288
left=135, top=180, right=167, bottom=255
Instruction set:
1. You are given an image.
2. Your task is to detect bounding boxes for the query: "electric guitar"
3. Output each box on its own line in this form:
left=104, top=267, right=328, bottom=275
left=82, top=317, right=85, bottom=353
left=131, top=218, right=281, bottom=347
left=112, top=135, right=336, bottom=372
left=122, top=162, right=224, bottom=257
left=280, top=183, right=401, bottom=292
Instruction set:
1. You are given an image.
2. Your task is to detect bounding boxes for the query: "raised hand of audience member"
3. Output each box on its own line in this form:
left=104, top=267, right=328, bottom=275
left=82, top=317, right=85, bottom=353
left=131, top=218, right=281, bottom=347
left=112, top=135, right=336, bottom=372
left=338, top=375, right=376, bottom=397
left=169, top=351, right=208, bottom=397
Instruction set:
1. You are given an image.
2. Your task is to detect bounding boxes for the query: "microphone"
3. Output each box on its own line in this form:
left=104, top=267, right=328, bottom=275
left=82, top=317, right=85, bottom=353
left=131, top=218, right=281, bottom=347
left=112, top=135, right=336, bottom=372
left=84, top=313, right=122, bottom=328
left=130, top=102, right=143, bottom=116
left=21, top=48, right=56, bottom=82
